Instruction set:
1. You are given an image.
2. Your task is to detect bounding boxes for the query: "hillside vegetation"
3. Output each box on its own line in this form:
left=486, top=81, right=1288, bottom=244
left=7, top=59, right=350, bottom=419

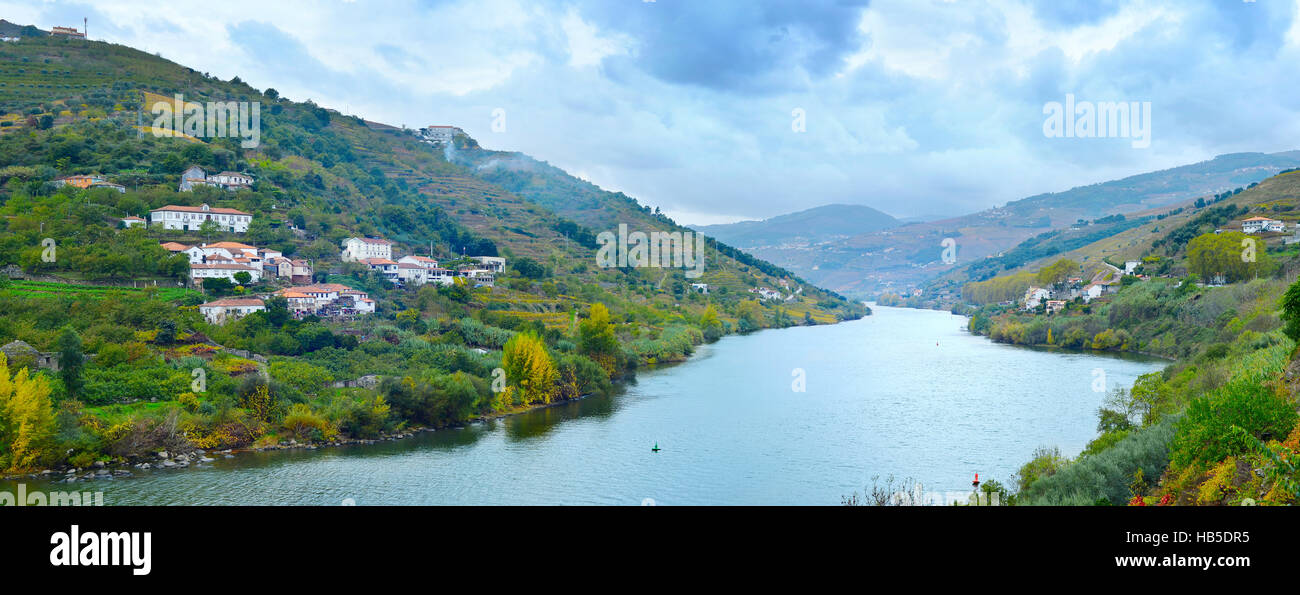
left=0, top=34, right=864, bottom=474
left=951, top=170, right=1300, bottom=506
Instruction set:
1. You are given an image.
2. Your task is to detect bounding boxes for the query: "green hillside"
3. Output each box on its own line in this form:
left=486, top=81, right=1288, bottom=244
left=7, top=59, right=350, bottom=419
left=0, top=33, right=864, bottom=474
left=945, top=169, right=1300, bottom=506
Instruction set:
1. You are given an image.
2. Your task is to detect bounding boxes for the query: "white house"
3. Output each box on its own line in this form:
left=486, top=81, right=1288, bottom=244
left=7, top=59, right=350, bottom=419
left=208, top=171, right=254, bottom=189
left=1023, top=286, right=1051, bottom=310
left=1241, top=216, right=1285, bottom=234
left=396, top=263, right=429, bottom=285
left=121, top=216, right=146, bottom=228
left=427, top=267, right=455, bottom=286
left=1045, top=300, right=1067, bottom=314
left=361, top=258, right=400, bottom=283
left=179, top=166, right=255, bottom=192
left=690, top=283, right=709, bottom=294
left=150, top=203, right=253, bottom=233
left=1083, top=283, right=1106, bottom=302
left=397, top=255, right=439, bottom=269
left=341, top=237, right=393, bottom=262
left=457, top=267, right=495, bottom=287
left=199, top=298, right=265, bottom=324
left=1124, top=260, right=1141, bottom=275
left=470, top=256, right=506, bottom=273
left=193, top=241, right=259, bottom=261
left=417, top=125, right=463, bottom=144
left=190, top=263, right=262, bottom=284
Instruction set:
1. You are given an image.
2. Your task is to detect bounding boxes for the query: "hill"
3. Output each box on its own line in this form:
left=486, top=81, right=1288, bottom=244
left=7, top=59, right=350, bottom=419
left=727, top=152, right=1300, bottom=299
left=690, top=204, right=899, bottom=249
left=0, top=32, right=864, bottom=474
left=945, top=168, right=1300, bottom=506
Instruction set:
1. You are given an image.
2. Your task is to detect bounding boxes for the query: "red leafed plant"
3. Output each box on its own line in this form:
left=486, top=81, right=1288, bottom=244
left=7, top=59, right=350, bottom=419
left=1128, top=495, right=1147, bottom=506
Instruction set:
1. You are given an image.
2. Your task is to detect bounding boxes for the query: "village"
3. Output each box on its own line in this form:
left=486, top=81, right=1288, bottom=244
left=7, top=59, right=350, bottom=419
left=54, top=167, right=506, bottom=326
left=1014, top=214, right=1299, bottom=314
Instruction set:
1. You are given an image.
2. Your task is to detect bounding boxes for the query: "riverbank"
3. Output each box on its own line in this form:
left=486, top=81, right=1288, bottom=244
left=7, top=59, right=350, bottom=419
left=0, top=325, right=747, bottom=483
left=0, top=306, right=1168, bottom=505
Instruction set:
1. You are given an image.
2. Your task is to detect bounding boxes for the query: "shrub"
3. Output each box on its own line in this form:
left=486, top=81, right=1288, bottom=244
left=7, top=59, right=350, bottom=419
left=1168, top=378, right=1298, bottom=473
left=1018, top=416, right=1180, bottom=506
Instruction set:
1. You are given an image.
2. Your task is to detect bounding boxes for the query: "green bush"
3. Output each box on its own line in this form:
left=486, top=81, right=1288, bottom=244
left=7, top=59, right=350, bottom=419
left=1168, top=378, right=1297, bottom=472
left=1018, top=416, right=1179, bottom=506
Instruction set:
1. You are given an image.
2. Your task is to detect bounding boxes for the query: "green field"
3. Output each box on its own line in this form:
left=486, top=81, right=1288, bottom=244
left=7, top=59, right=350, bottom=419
left=0, top=279, right=200, bottom=302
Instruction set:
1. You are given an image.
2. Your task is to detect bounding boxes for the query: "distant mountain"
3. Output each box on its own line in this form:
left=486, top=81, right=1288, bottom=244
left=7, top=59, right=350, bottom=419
left=710, top=151, right=1300, bottom=299
left=691, top=204, right=900, bottom=248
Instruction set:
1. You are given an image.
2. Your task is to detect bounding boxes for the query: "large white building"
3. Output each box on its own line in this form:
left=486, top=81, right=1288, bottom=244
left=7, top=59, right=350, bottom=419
left=341, top=237, right=394, bottom=262
left=200, top=298, right=265, bottom=324
left=150, top=203, right=253, bottom=233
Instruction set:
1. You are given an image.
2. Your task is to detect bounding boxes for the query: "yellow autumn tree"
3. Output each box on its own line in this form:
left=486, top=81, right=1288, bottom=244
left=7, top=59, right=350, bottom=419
left=700, top=304, right=723, bottom=341
left=578, top=303, right=620, bottom=378
left=0, top=353, right=58, bottom=473
left=502, top=332, right=558, bottom=406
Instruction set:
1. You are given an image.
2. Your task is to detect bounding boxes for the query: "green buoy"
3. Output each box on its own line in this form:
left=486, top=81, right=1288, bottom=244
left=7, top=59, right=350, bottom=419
left=651, top=442, right=661, bottom=453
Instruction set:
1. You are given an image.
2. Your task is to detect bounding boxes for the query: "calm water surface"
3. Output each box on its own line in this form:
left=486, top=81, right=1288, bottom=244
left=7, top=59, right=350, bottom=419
left=3, top=305, right=1166, bottom=505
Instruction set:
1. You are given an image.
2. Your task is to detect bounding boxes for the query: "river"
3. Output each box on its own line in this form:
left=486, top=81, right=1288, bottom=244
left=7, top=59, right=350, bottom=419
left=2, top=305, right=1167, bottom=505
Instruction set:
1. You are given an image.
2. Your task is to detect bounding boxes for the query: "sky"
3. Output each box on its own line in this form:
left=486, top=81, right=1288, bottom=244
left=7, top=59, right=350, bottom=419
left=6, top=0, right=1300, bottom=225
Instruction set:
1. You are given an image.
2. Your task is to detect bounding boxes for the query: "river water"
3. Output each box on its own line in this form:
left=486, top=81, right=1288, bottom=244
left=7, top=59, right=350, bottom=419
left=2, top=305, right=1166, bottom=505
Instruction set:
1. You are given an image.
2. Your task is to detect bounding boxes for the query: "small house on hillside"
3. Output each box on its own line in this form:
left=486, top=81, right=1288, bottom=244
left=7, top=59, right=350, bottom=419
left=1241, top=216, right=1284, bottom=234
left=200, top=298, right=266, bottom=324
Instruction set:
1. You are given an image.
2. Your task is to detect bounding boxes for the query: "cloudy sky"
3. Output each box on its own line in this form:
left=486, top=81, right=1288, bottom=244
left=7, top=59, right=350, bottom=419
left=7, top=0, right=1300, bottom=224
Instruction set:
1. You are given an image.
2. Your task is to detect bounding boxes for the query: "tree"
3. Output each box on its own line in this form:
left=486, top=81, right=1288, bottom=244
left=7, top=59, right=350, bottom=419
left=700, top=304, right=723, bottom=341
left=578, top=303, right=620, bottom=377
left=156, top=320, right=176, bottom=346
left=233, top=271, right=252, bottom=286
left=513, top=257, right=546, bottom=279
left=1036, top=259, right=1079, bottom=287
left=736, top=300, right=764, bottom=332
left=198, top=219, right=221, bottom=241
left=202, top=277, right=234, bottom=296
left=1187, top=231, right=1273, bottom=283
left=264, top=296, right=290, bottom=327
left=56, top=327, right=84, bottom=397
left=0, top=353, right=58, bottom=473
left=1280, top=277, right=1300, bottom=343
left=501, top=332, right=558, bottom=406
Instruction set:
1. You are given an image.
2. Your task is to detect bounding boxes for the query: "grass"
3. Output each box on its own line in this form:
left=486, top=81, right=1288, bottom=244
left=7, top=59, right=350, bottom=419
left=1, top=279, right=199, bottom=302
